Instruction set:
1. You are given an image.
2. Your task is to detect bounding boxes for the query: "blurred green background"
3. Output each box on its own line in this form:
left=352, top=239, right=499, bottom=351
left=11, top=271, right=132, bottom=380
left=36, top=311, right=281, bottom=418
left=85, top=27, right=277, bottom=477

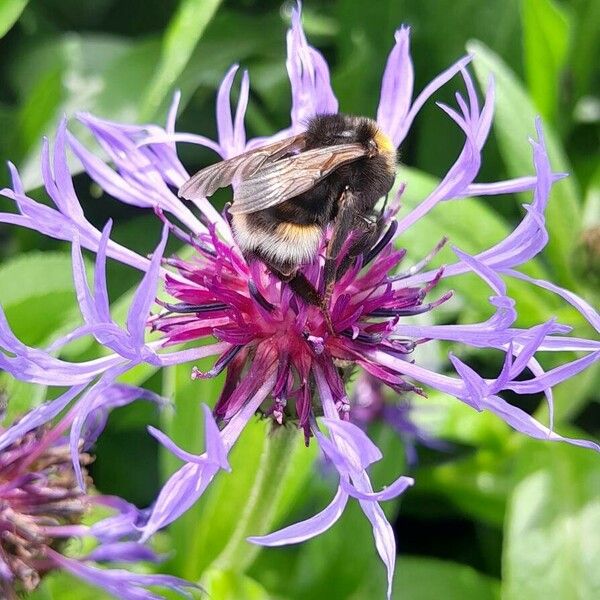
left=0, top=1, right=598, bottom=599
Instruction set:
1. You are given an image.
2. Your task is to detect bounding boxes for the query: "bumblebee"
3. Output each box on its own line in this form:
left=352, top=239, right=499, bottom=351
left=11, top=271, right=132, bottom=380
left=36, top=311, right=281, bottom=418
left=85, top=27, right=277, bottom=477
left=179, top=113, right=397, bottom=308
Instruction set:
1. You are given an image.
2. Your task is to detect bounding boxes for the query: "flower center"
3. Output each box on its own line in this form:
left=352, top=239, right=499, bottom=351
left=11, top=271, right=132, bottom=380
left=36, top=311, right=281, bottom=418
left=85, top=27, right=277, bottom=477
left=0, top=428, right=91, bottom=594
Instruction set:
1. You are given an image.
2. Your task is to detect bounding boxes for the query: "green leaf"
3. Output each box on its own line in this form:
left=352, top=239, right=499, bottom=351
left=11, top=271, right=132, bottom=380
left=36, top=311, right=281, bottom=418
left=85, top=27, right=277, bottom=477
left=342, top=556, right=501, bottom=600
left=169, top=10, right=287, bottom=120
left=287, top=499, right=385, bottom=599
left=388, top=557, right=500, bottom=600
left=140, top=0, right=223, bottom=120
left=412, top=390, right=511, bottom=527
left=417, top=453, right=509, bottom=528
left=335, top=0, right=522, bottom=122
left=534, top=360, right=599, bottom=425
left=0, top=375, right=47, bottom=425
left=415, top=390, right=510, bottom=449
left=201, top=569, right=272, bottom=600
left=503, top=441, right=600, bottom=600
left=7, top=34, right=159, bottom=190
left=5, top=9, right=286, bottom=190
left=332, top=31, right=376, bottom=115
left=0, top=0, right=27, bottom=39
left=83, top=38, right=161, bottom=123
left=160, top=354, right=222, bottom=466
left=521, top=0, right=570, bottom=122
left=15, top=66, right=64, bottom=158
left=569, top=0, right=600, bottom=100
left=468, top=40, right=582, bottom=289
left=159, top=357, right=224, bottom=574
left=0, top=251, right=92, bottom=420
left=0, top=251, right=85, bottom=345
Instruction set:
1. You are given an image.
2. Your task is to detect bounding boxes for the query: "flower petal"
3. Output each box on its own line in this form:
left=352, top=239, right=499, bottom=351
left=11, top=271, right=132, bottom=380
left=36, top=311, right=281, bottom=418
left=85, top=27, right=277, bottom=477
left=394, top=74, right=494, bottom=235
left=84, top=542, right=160, bottom=564
left=50, top=551, right=197, bottom=600
left=376, top=26, right=413, bottom=135
left=248, top=486, right=349, bottom=546
left=0, top=384, right=85, bottom=452
left=286, top=2, right=338, bottom=130
left=322, top=418, right=383, bottom=469
left=340, top=474, right=414, bottom=501
left=139, top=372, right=276, bottom=540
left=484, top=394, right=600, bottom=452
left=126, top=224, right=168, bottom=349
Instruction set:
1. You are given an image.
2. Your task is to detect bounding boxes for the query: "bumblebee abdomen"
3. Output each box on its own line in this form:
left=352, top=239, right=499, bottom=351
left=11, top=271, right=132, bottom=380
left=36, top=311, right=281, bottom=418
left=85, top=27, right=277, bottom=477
left=231, top=212, right=323, bottom=271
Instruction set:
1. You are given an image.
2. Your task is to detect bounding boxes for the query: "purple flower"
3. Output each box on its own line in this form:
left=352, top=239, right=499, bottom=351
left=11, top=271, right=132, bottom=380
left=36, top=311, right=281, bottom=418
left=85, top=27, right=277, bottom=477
left=0, top=3, right=599, bottom=598
left=0, top=403, right=196, bottom=599
left=351, top=372, right=449, bottom=466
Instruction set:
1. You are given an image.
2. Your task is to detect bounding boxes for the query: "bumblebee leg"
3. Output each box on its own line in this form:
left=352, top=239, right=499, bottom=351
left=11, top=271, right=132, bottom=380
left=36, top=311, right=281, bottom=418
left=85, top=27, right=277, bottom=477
left=270, top=266, right=334, bottom=332
left=335, top=211, right=383, bottom=279
left=331, top=198, right=396, bottom=282
left=269, top=265, right=321, bottom=307
left=286, top=272, right=322, bottom=307
left=322, top=192, right=354, bottom=293
left=289, top=274, right=335, bottom=333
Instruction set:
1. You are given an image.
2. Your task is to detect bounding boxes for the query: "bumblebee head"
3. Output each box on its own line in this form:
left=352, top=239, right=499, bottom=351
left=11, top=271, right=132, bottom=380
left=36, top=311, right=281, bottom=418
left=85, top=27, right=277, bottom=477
left=305, top=113, right=397, bottom=168
left=306, top=113, right=396, bottom=158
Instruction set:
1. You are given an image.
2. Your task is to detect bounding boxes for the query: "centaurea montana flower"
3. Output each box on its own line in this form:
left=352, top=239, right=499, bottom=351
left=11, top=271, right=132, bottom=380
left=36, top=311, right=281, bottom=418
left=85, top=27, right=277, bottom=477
left=0, top=5, right=599, bottom=598
left=0, top=391, right=196, bottom=599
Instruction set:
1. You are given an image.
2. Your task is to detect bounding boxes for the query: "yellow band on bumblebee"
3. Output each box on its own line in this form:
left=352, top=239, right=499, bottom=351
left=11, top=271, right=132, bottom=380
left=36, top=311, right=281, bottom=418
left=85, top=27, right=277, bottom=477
left=374, top=129, right=396, bottom=155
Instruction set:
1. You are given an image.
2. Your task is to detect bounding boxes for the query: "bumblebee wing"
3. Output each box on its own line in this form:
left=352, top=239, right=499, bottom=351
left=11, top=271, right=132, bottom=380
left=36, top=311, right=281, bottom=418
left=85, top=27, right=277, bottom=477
left=178, top=134, right=306, bottom=200
left=229, top=143, right=367, bottom=215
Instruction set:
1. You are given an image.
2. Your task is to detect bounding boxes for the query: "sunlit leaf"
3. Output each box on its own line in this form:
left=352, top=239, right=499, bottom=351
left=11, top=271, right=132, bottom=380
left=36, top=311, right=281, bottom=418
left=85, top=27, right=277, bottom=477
left=0, top=0, right=28, bottom=39
left=7, top=35, right=158, bottom=189
left=0, top=374, right=47, bottom=425
left=16, top=68, right=63, bottom=159
left=503, top=441, right=600, bottom=599
left=521, top=0, right=570, bottom=122
left=389, top=557, right=500, bottom=600
left=0, top=252, right=89, bottom=420
left=29, top=571, right=111, bottom=600
left=0, top=251, right=84, bottom=345
left=140, top=0, right=222, bottom=120
left=168, top=413, right=317, bottom=579
left=534, top=362, right=599, bottom=426
left=349, top=557, right=501, bottom=599
left=158, top=293, right=318, bottom=579
left=201, top=568, right=273, bottom=600
left=172, top=10, right=287, bottom=118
